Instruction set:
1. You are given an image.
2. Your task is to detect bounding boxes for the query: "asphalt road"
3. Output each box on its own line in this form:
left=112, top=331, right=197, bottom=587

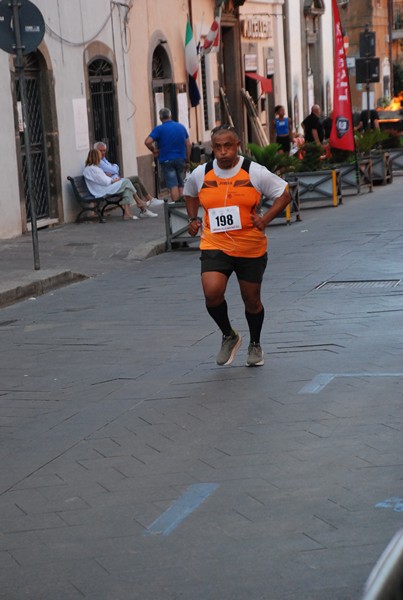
left=0, top=182, right=402, bottom=599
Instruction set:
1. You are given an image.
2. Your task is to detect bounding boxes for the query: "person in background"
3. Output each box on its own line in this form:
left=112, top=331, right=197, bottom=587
left=322, top=110, right=333, bottom=141
left=184, top=125, right=290, bottom=368
left=144, top=107, right=191, bottom=203
left=93, top=142, right=159, bottom=217
left=302, top=104, right=324, bottom=146
left=354, top=108, right=380, bottom=131
left=271, top=105, right=293, bottom=153
left=83, top=150, right=149, bottom=221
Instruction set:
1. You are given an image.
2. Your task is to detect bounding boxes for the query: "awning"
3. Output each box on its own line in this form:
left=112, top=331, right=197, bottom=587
left=245, top=73, right=272, bottom=94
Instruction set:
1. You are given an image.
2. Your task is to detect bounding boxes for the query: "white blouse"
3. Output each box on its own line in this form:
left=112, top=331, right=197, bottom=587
left=83, top=165, right=123, bottom=198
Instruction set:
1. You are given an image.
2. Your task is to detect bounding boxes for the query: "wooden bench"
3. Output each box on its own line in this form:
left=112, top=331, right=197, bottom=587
left=67, top=175, right=125, bottom=223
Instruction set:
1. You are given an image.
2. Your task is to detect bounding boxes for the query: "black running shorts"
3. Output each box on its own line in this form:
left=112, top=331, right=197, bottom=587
left=200, top=250, right=268, bottom=283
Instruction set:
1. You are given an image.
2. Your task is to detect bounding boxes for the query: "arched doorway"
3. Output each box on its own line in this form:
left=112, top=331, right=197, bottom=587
left=14, top=52, right=51, bottom=223
left=151, top=44, right=176, bottom=123
left=88, top=58, right=120, bottom=164
left=151, top=44, right=176, bottom=196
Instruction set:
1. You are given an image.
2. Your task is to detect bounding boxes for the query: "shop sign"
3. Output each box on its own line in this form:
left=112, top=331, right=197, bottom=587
left=241, top=15, right=271, bottom=40
left=266, top=57, right=275, bottom=75
left=244, top=53, right=257, bottom=72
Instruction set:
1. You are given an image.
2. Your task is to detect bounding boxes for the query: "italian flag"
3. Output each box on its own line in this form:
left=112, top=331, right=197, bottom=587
left=185, top=19, right=200, bottom=107
left=185, top=19, right=199, bottom=80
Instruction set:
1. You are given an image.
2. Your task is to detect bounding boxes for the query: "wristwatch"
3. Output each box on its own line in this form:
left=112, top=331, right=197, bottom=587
left=188, top=217, right=200, bottom=224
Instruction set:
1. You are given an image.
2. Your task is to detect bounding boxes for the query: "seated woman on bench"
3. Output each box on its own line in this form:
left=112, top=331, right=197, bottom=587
left=83, top=150, right=157, bottom=220
left=94, top=141, right=164, bottom=208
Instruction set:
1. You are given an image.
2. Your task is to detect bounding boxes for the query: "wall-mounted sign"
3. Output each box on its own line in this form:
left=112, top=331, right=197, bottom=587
left=241, top=15, right=271, bottom=40
left=0, top=0, right=45, bottom=55
left=244, top=53, right=257, bottom=72
left=266, top=57, right=275, bottom=75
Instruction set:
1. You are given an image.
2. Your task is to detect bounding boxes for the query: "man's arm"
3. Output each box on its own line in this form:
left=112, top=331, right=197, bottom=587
left=185, top=138, right=191, bottom=164
left=354, top=115, right=364, bottom=132
left=251, top=188, right=291, bottom=231
left=311, top=128, right=322, bottom=145
left=145, top=135, right=159, bottom=159
left=100, top=158, right=119, bottom=178
left=184, top=195, right=201, bottom=236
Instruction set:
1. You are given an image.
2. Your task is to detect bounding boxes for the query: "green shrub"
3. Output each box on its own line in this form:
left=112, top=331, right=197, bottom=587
left=296, top=142, right=325, bottom=172
left=247, top=142, right=299, bottom=175
left=355, top=129, right=389, bottom=154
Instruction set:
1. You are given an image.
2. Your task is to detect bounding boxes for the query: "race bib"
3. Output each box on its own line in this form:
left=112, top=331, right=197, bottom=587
left=208, top=206, right=242, bottom=233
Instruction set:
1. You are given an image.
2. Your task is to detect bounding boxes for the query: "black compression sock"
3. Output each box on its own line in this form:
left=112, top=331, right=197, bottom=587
left=245, top=308, right=264, bottom=344
left=206, top=301, right=233, bottom=337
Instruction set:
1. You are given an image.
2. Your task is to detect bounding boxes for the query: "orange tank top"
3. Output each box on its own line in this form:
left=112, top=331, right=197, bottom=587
left=198, top=159, right=267, bottom=258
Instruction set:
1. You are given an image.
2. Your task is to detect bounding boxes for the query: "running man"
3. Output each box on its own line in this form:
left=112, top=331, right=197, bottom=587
left=184, top=125, right=290, bottom=367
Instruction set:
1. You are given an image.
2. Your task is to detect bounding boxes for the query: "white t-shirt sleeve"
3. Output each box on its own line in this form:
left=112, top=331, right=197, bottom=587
left=249, top=162, right=287, bottom=200
left=183, top=164, right=206, bottom=197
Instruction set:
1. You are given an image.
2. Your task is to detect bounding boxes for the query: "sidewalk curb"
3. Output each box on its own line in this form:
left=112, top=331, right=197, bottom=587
left=0, top=238, right=167, bottom=309
left=126, top=238, right=167, bottom=261
left=0, top=271, right=88, bottom=309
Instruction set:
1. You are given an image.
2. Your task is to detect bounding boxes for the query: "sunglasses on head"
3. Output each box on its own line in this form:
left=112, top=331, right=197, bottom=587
left=211, top=124, right=237, bottom=135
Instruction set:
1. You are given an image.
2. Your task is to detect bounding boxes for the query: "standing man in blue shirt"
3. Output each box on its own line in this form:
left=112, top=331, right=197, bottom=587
left=145, top=107, right=191, bottom=203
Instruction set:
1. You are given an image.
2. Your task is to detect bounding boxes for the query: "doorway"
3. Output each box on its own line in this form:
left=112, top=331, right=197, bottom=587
left=15, top=52, right=50, bottom=223
left=88, top=58, right=120, bottom=165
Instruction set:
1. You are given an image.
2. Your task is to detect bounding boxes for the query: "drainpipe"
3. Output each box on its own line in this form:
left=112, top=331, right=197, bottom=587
left=283, top=0, right=292, bottom=129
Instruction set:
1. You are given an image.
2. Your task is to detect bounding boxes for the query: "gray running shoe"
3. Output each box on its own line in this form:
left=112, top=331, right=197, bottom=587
left=216, top=330, right=242, bottom=366
left=246, top=343, right=264, bottom=367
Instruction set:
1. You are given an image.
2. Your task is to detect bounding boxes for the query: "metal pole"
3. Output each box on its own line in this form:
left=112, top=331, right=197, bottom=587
left=365, top=24, right=371, bottom=129
left=388, top=0, right=394, bottom=96
left=12, top=0, right=40, bottom=270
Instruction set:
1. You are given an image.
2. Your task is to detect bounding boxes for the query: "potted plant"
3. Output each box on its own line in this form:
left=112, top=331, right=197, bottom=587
left=246, top=142, right=299, bottom=176
left=379, top=129, right=403, bottom=176
left=247, top=142, right=301, bottom=223
left=355, top=129, right=392, bottom=185
left=325, top=146, right=373, bottom=196
left=285, top=142, right=342, bottom=208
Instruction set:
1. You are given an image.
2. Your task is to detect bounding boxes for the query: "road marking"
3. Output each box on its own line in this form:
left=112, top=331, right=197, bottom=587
left=375, top=498, right=403, bottom=512
left=143, top=482, right=220, bottom=536
left=299, top=372, right=403, bottom=394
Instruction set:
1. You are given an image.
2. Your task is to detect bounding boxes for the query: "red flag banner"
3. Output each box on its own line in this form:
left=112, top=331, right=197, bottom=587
left=330, top=0, right=355, bottom=151
left=202, top=14, right=221, bottom=54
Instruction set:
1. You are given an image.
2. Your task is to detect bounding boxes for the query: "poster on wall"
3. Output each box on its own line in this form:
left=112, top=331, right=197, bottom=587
left=244, top=54, right=257, bottom=72
left=178, top=93, right=189, bottom=131
left=72, top=98, right=89, bottom=151
left=154, top=92, right=165, bottom=123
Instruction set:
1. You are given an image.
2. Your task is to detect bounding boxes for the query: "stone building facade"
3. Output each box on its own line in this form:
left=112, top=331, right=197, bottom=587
left=0, top=0, right=137, bottom=239
left=0, top=0, right=338, bottom=240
